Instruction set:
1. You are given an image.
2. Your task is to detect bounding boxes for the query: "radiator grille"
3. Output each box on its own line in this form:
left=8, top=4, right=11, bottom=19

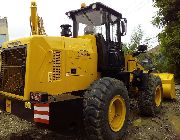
left=52, top=51, right=61, bottom=81
left=0, top=46, right=27, bottom=96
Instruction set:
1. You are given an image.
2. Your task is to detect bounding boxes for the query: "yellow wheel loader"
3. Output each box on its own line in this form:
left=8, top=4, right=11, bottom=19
left=0, top=2, right=176, bottom=139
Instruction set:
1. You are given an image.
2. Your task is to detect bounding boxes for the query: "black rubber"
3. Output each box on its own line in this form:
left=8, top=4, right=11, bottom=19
left=138, top=74, right=163, bottom=116
left=83, top=77, right=130, bottom=140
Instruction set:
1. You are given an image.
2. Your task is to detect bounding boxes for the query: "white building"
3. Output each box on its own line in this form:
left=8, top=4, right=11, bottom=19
left=0, top=17, right=9, bottom=46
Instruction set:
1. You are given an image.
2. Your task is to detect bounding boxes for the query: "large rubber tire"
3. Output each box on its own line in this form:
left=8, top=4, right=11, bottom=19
left=138, top=74, right=163, bottom=116
left=83, top=77, right=130, bottom=140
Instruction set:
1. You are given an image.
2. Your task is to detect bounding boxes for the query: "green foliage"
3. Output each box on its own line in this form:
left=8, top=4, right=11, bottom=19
left=122, top=43, right=130, bottom=54
left=153, top=0, right=180, bottom=78
left=137, top=51, right=169, bottom=72
left=151, top=52, right=169, bottom=72
left=123, top=25, right=144, bottom=54
left=129, top=25, right=144, bottom=51
left=137, top=53, right=154, bottom=70
left=123, top=25, right=158, bottom=71
left=153, top=0, right=180, bottom=28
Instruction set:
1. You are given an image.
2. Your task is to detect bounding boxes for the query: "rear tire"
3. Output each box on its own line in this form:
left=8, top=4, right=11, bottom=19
left=138, top=74, right=163, bottom=116
left=83, top=77, right=130, bottom=140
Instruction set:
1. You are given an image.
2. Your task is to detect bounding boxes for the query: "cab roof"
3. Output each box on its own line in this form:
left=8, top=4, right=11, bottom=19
left=66, top=2, right=122, bottom=19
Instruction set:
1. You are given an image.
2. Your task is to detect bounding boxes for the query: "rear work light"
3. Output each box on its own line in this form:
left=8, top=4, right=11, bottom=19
left=30, top=92, right=48, bottom=103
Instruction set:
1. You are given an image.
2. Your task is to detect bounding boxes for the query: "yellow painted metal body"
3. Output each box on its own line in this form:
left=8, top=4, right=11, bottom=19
left=108, top=95, right=126, bottom=132
left=153, top=73, right=176, bottom=99
left=30, top=0, right=38, bottom=35
left=6, top=99, right=11, bottom=113
left=1, top=35, right=98, bottom=101
left=125, top=54, right=144, bottom=82
left=125, top=54, right=144, bottom=72
left=0, top=36, right=175, bottom=101
left=30, top=0, right=46, bottom=35
left=155, top=85, right=162, bottom=106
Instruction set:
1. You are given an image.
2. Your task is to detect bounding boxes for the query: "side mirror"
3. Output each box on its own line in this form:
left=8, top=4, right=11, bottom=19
left=137, top=44, right=147, bottom=52
left=132, top=44, right=148, bottom=57
left=120, top=18, right=127, bottom=36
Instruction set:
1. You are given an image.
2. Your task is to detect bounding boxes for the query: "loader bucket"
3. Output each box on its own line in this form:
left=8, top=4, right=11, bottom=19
left=154, top=73, right=176, bottom=99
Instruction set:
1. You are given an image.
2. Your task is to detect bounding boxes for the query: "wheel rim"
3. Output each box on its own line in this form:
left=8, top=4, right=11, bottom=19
left=108, top=95, right=126, bottom=132
left=155, top=85, right=162, bottom=107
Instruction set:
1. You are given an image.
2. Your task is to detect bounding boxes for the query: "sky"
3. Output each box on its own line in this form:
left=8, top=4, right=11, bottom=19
left=0, top=0, right=161, bottom=46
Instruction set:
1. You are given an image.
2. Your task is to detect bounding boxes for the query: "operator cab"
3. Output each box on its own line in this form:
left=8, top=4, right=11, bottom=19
left=66, top=2, right=127, bottom=72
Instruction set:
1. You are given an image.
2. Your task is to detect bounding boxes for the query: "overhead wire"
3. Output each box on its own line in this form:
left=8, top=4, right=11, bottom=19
left=126, top=0, right=150, bottom=17
left=123, top=0, right=147, bottom=16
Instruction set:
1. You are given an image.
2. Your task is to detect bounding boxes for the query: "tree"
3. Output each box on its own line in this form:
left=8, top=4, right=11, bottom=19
left=153, top=0, right=180, bottom=79
left=123, top=25, right=144, bottom=53
left=129, top=25, right=144, bottom=52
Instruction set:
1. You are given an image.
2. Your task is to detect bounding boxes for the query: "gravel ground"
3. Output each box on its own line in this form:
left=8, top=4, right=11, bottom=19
left=123, top=84, right=180, bottom=140
left=0, top=85, right=180, bottom=140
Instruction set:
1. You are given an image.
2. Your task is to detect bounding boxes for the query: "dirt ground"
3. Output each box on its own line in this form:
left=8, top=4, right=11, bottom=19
left=0, top=85, right=180, bottom=140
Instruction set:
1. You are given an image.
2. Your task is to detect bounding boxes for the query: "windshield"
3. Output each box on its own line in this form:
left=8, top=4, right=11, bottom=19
left=75, top=10, right=104, bottom=36
left=75, top=10, right=118, bottom=37
left=77, top=23, right=106, bottom=38
left=75, top=10, right=103, bottom=26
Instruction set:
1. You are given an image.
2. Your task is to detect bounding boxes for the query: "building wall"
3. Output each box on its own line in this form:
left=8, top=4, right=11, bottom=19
left=0, top=17, right=9, bottom=46
left=0, top=17, right=9, bottom=71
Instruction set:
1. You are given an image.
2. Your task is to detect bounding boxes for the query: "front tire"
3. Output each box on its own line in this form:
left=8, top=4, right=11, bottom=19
left=138, top=74, right=163, bottom=116
left=83, top=77, right=130, bottom=140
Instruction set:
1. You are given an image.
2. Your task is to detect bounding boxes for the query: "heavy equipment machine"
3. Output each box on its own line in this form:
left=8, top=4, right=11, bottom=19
left=0, top=1, right=176, bottom=139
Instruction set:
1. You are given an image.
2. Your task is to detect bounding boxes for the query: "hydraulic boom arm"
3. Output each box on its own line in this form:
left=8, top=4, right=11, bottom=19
left=30, top=0, right=46, bottom=35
